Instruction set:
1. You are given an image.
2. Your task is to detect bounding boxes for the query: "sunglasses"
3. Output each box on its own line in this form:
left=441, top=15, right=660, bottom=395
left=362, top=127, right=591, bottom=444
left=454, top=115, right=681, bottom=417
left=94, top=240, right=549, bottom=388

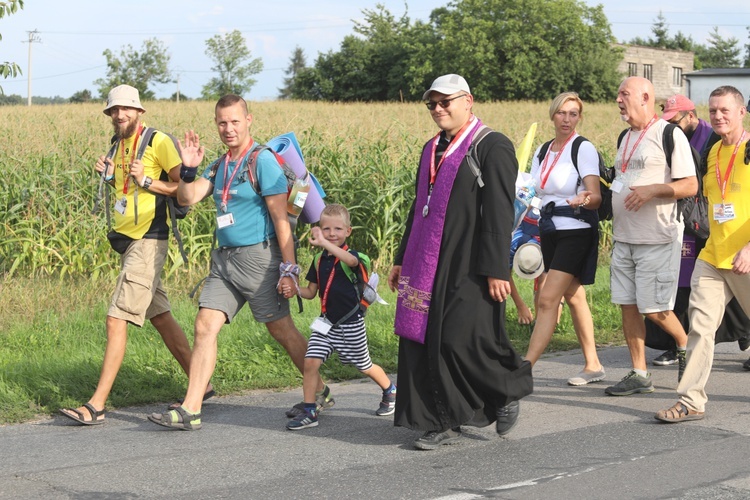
left=425, top=94, right=467, bottom=111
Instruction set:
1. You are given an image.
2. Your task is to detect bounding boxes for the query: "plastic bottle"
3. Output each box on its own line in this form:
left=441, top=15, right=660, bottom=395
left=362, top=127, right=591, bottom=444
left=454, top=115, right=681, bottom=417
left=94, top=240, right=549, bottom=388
left=513, top=178, right=537, bottom=230
left=286, top=173, right=311, bottom=217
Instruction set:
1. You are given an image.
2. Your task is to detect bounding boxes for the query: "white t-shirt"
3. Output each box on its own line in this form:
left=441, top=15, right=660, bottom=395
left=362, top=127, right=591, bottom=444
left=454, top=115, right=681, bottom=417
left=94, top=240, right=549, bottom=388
left=612, top=120, right=695, bottom=244
left=530, top=134, right=600, bottom=230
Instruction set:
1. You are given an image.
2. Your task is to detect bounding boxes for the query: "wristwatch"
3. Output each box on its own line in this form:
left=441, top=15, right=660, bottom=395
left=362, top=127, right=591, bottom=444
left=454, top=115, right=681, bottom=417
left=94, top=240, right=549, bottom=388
left=141, top=176, right=153, bottom=189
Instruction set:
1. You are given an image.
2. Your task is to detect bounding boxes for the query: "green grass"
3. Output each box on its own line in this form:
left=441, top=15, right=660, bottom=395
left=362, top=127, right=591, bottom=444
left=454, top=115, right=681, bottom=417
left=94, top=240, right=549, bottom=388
left=0, top=267, right=623, bottom=425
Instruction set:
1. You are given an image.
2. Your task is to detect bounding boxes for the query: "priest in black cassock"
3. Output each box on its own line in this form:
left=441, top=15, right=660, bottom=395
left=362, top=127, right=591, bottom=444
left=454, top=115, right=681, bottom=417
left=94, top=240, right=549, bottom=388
left=388, top=74, right=533, bottom=450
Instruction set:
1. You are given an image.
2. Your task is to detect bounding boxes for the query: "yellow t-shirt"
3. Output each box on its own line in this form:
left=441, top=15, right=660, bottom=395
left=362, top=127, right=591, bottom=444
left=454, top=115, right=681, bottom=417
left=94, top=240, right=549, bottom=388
left=699, top=138, right=750, bottom=269
left=111, top=126, right=181, bottom=239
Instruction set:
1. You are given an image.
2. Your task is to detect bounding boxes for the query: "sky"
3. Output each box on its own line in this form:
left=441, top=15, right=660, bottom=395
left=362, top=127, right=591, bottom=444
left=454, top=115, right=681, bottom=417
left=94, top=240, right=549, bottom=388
left=1, top=0, right=748, bottom=102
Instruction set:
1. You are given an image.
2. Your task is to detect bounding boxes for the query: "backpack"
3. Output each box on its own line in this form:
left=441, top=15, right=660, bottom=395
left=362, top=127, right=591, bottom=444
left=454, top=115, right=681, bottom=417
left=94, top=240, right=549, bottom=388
left=208, top=142, right=304, bottom=226
left=536, top=136, right=613, bottom=221
left=313, top=249, right=374, bottom=326
left=93, top=126, right=190, bottom=263
left=616, top=123, right=708, bottom=239
left=465, top=125, right=494, bottom=187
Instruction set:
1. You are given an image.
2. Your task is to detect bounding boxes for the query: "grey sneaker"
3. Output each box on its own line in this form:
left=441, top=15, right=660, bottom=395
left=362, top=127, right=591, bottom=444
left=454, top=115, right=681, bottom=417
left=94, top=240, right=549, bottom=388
left=413, top=428, right=462, bottom=450
left=376, top=387, right=396, bottom=416
left=286, top=384, right=335, bottom=418
left=677, top=349, right=686, bottom=383
left=605, top=370, right=654, bottom=396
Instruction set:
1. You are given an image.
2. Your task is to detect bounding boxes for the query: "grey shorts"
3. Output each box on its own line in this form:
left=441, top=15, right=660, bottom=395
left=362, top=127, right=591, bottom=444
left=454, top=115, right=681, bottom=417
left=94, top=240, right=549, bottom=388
left=108, top=238, right=171, bottom=327
left=199, top=239, right=289, bottom=324
left=610, top=239, right=682, bottom=314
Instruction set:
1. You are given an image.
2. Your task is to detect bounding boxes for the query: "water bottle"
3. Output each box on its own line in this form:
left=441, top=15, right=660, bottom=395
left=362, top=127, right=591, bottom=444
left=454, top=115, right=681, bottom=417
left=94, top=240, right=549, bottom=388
left=286, top=173, right=311, bottom=217
left=513, top=178, right=537, bottom=230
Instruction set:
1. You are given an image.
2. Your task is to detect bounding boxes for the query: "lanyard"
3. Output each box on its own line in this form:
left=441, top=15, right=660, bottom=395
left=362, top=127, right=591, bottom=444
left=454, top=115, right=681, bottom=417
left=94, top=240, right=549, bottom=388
left=539, top=133, right=575, bottom=189
left=428, top=115, right=476, bottom=186
left=220, top=140, right=254, bottom=212
left=620, top=115, right=657, bottom=173
left=715, top=131, right=747, bottom=202
left=319, top=245, right=349, bottom=314
left=119, top=123, right=143, bottom=195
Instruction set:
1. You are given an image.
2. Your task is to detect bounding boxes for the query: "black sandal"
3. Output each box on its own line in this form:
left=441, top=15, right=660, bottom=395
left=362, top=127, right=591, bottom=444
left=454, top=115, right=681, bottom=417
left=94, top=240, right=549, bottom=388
left=59, top=403, right=106, bottom=426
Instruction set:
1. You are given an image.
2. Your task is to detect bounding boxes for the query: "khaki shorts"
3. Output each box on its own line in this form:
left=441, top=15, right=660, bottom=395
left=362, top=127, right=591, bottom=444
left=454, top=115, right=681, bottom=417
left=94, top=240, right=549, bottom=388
left=199, top=239, right=289, bottom=324
left=610, top=239, right=681, bottom=314
left=108, top=238, right=171, bottom=327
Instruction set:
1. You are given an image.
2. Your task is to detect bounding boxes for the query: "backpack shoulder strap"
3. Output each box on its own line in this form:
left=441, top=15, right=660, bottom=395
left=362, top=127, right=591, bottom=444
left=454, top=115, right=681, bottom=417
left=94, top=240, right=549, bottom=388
left=616, top=128, right=629, bottom=149
left=466, top=125, right=493, bottom=188
left=662, top=123, right=677, bottom=170
left=570, top=135, right=587, bottom=174
left=537, top=139, right=554, bottom=164
left=136, top=127, right=157, bottom=161
left=245, top=143, right=272, bottom=194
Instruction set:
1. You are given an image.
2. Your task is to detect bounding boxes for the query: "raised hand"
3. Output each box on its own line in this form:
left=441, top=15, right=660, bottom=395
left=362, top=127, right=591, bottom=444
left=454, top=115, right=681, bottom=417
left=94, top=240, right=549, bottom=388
left=178, top=130, right=205, bottom=183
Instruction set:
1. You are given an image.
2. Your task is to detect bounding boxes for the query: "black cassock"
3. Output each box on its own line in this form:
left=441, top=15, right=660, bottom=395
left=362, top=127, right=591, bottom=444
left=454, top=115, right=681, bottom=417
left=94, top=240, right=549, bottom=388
left=394, top=130, right=533, bottom=432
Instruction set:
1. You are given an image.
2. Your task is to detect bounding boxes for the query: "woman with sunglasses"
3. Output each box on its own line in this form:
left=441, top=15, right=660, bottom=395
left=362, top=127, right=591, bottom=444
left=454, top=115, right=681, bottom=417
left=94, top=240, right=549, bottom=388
left=523, top=92, right=606, bottom=386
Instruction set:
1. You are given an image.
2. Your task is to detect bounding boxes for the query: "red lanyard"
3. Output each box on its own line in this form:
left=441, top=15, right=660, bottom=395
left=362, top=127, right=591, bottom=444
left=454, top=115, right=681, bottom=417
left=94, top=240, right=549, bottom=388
left=428, top=116, right=475, bottom=186
left=319, top=245, right=348, bottom=314
left=119, top=123, right=143, bottom=195
left=620, top=115, right=657, bottom=173
left=715, top=131, right=747, bottom=202
left=221, top=141, right=254, bottom=211
left=539, top=133, right=575, bottom=189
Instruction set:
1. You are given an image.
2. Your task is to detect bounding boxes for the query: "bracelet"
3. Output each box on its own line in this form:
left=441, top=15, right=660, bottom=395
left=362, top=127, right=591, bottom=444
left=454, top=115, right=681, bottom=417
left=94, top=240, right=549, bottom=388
left=278, top=262, right=301, bottom=295
left=104, top=173, right=114, bottom=182
left=141, top=176, right=153, bottom=189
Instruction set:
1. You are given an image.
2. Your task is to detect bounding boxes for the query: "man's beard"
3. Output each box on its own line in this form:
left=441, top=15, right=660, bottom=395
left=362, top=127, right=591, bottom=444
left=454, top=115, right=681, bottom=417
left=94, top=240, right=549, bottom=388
left=113, top=118, right=138, bottom=140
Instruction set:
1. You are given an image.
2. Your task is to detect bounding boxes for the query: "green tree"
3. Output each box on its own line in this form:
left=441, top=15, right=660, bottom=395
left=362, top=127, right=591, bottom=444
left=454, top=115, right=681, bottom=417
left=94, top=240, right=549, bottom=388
left=430, top=0, right=621, bottom=102
left=0, top=0, right=24, bottom=93
left=695, top=27, right=741, bottom=68
left=201, top=30, right=263, bottom=100
left=94, top=38, right=172, bottom=100
left=744, top=26, right=750, bottom=68
left=278, top=46, right=307, bottom=99
left=69, top=89, right=92, bottom=103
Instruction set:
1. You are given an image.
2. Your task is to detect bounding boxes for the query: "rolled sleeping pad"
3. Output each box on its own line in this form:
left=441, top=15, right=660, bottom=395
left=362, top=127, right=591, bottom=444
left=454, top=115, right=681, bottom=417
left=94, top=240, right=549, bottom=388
left=266, top=132, right=326, bottom=223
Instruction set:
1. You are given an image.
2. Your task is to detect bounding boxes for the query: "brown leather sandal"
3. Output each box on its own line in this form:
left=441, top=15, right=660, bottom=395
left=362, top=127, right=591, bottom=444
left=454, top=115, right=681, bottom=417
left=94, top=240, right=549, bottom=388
left=655, top=401, right=704, bottom=423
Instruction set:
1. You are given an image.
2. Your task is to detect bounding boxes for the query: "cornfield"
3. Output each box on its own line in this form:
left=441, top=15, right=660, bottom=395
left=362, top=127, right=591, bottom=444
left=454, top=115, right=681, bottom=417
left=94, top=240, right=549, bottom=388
left=0, top=99, right=634, bottom=280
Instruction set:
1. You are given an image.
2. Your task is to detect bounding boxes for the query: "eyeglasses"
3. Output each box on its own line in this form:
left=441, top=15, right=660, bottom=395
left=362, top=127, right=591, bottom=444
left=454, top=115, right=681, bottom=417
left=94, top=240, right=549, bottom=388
left=425, top=94, right=467, bottom=111
left=668, top=112, right=688, bottom=125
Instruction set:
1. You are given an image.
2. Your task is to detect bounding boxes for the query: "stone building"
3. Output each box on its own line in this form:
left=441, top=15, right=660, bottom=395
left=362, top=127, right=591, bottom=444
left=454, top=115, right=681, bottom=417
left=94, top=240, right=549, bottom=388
left=616, top=45, right=694, bottom=100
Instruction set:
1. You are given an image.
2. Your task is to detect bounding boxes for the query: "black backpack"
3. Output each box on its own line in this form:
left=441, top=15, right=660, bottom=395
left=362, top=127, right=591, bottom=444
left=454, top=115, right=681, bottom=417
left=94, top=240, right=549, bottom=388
left=536, top=136, right=613, bottom=221
left=616, top=123, right=708, bottom=239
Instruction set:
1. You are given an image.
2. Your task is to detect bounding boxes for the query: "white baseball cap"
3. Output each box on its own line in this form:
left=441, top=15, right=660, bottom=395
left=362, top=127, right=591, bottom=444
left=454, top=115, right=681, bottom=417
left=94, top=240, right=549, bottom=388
left=422, top=74, right=471, bottom=100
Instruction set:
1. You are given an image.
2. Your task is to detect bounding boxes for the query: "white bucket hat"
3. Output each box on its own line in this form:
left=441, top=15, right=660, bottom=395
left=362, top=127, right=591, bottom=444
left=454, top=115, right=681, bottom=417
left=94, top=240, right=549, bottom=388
left=103, top=85, right=146, bottom=115
left=513, top=242, right=544, bottom=280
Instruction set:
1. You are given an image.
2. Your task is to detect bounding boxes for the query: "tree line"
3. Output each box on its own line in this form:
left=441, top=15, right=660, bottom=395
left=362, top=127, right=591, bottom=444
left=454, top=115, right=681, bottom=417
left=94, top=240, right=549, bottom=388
left=3, top=0, right=749, bottom=104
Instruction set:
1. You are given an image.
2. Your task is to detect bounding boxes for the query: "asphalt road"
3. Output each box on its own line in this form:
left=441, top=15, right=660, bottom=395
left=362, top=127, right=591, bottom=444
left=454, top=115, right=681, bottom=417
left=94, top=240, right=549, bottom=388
left=3, top=343, right=750, bottom=499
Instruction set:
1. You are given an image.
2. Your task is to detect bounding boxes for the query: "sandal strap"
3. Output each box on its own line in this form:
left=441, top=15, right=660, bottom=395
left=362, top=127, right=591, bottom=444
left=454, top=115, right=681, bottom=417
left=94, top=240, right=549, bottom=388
left=83, top=403, right=104, bottom=420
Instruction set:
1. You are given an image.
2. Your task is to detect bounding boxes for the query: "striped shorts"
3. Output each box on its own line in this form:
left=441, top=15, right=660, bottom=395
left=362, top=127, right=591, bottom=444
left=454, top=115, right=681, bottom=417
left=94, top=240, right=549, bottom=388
left=305, top=316, right=373, bottom=371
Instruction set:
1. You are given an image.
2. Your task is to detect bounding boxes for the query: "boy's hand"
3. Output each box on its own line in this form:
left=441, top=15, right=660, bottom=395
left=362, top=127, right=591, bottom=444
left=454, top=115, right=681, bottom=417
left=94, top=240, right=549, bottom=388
left=309, top=227, right=326, bottom=248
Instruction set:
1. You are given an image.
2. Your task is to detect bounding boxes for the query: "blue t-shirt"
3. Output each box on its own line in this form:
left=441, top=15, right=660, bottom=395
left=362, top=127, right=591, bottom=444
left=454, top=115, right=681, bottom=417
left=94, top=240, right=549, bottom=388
left=202, top=147, right=288, bottom=247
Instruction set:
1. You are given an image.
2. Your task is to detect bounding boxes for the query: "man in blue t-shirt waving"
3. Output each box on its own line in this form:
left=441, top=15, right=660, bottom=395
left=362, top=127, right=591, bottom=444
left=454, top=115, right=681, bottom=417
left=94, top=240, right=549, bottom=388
left=148, top=94, right=330, bottom=430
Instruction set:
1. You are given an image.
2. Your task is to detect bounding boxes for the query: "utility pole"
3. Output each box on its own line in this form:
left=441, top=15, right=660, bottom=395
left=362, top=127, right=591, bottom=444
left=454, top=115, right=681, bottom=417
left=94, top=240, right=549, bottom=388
left=176, top=73, right=180, bottom=103
left=25, top=29, right=41, bottom=106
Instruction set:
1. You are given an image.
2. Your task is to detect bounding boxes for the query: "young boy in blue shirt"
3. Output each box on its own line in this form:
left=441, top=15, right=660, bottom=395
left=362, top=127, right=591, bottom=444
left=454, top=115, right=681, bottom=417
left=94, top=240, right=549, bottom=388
left=284, top=204, right=396, bottom=430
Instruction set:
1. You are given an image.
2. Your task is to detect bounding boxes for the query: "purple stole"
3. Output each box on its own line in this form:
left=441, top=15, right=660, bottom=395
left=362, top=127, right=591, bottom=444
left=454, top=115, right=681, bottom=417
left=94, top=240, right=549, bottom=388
left=394, top=117, right=482, bottom=344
